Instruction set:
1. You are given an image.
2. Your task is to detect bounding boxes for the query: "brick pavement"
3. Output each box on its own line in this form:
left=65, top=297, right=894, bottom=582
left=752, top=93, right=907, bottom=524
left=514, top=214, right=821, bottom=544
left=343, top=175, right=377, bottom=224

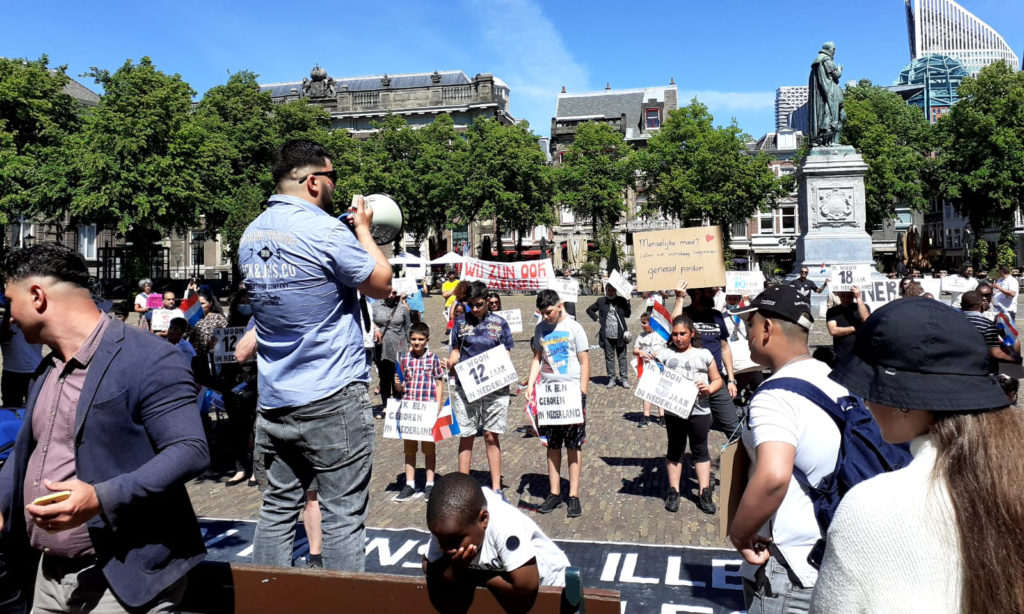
left=187, top=293, right=840, bottom=550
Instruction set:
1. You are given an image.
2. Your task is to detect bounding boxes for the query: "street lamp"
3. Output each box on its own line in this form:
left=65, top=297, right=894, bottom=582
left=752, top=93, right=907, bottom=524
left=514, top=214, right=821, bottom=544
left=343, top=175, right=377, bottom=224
left=192, top=232, right=205, bottom=280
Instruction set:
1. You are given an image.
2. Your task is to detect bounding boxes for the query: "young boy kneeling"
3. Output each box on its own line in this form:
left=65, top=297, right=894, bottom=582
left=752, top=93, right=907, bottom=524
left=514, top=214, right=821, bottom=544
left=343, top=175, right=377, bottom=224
left=423, top=474, right=569, bottom=613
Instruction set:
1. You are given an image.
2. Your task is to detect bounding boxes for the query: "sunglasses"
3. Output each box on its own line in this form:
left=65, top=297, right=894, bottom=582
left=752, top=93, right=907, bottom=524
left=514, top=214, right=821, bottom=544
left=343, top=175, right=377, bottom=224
left=297, top=170, right=337, bottom=184
left=470, top=301, right=487, bottom=308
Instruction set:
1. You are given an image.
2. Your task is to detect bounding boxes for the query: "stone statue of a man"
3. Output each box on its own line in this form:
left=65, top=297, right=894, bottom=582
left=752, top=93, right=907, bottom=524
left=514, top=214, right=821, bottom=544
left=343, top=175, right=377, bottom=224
left=808, top=42, right=846, bottom=147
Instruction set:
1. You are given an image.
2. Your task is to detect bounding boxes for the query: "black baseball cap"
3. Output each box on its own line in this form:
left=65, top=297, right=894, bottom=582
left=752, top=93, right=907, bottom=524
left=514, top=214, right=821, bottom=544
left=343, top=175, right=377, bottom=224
left=829, top=297, right=1008, bottom=412
left=730, top=284, right=814, bottom=330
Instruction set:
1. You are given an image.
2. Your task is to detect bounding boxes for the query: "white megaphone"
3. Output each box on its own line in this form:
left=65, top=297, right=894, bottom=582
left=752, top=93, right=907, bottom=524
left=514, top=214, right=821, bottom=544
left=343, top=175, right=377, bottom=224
left=340, top=194, right=405, bottom=245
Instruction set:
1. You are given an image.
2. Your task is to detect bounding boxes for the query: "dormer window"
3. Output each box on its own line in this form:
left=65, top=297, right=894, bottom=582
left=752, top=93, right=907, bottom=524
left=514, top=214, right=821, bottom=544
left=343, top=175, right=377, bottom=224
left=645, top=108, right=661, bottom=129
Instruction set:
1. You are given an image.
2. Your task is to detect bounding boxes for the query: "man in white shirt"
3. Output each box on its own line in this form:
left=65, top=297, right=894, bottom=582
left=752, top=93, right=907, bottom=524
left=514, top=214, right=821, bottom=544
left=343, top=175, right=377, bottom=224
left=729, top=285, right=845, bottom=613
left=992, top=266, right=1019, bottom=321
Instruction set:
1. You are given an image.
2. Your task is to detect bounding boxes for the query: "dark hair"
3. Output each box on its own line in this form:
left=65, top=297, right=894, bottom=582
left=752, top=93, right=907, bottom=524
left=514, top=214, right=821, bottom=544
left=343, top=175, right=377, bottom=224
left=4, top=243, right=90, bottom=290
left=197, top=287, right=223, bottom=316
left=486, top=292, right=501, bottom=308
left=669, top=314, right=702, bottom=349
left=536, top=289, right=561, bottom=310
left=272, top=139, right=331, bottom=186
left=410, top=321, right=430, bottom=338
left=453, top=281, right=471, bottom=302
left=999, top=266, right=1011, bottom=275
left=812, top=346, right=837, bottom=369
left=426, top=473, right=485, bottom=531
left=961, top=290, right=983, bottom=311
left=998, top=373, right=1018, bottom=402
left=959, top=263, right=973, bottom=277
left=464, top=281, right=489, bottom=303
left=227, top=290, right=250, bottom=327
left=640, top=313, right=650, bottom=322
left=902, top=282, right=924, bottom=298
left=168, top=317, right=188, bottom=332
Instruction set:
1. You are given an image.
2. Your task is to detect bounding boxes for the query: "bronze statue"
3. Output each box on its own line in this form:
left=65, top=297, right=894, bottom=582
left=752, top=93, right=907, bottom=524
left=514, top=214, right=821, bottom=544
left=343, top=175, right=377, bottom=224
left=808, top=42, right=846, bottom=147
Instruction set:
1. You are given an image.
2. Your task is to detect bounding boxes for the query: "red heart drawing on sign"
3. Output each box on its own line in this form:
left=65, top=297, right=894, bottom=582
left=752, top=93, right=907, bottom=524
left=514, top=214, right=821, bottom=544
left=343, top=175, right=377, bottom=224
left=705, top=234, right=714, bottom=242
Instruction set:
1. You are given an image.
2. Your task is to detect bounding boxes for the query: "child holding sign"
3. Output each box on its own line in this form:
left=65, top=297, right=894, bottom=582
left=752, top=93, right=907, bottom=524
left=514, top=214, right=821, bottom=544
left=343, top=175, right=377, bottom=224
left=525, top=289, right=589, bottom=518
left=655, top=314, right=722, bottom=515
left=393, top=322, right=445, bottom=501
left=633, top=313, right=666, bottom=428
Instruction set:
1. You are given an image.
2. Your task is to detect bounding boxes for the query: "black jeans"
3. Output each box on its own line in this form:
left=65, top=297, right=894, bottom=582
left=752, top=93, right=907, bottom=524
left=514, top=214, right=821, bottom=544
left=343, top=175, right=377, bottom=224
left=601, top=336, right=628, bottom=380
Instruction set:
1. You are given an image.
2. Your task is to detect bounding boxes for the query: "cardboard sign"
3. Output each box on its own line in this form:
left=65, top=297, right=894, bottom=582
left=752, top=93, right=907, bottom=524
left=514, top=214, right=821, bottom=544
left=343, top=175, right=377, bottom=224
left=634, top=366, right=699, bottom=419
left=460, top=257, right=554, bottom=291
left=146, top=294, right=164, bottom=309
left=493, top=309, right=523, bottom=333
left=633, top=227, right=726, bottom=291
left=940, top=275, right=975, bottom=294
left=829, top=264, right=874, bottom=292
left=725, top=272, right=765, bottom=296
left=392, top=277, right=419, bottom=295
left=454, top=345, right=518, bottom=401
left=719, top=440, right=750, bottom=540
left=151, top=309, right=174, bottom=331
left=212, top=326, right=247, bottom=364
left=535, top=381, right=584, bottom=426
left=547, top=278, right=580, bottom=303
left=607, top=270, right=633, bottom=298
left=382, top=399, right=437, bottom=442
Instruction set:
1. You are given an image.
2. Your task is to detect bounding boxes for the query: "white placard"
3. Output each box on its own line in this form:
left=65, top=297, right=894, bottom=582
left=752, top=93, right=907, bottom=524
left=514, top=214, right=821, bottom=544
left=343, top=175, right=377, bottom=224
left=829, top=264, right=874, bottom=292
left=535, top=381, right=584, bottom=425
left=405, top=264, right=426, bottom=280
left=916, top=277, right=941, bottom=299
left=634, top=366, right=699, bottom=419
left=454, top=345, right=518, bottom=401
left=382, top=398, right=437, bottom=442
left=392, top=277, right=419, bottom=295
left=547, top=278, right=580, bottom=303
left=493, top=309, right=523, bottom=333
left=151, top=309, right=174, bottom=332
left=212, top=326, right=247, bottom=364
left=725, top=271, right=765, bottom=296
left=607, top=269, right=633, bottom=298
left=940, top=275, right=975, bottom=294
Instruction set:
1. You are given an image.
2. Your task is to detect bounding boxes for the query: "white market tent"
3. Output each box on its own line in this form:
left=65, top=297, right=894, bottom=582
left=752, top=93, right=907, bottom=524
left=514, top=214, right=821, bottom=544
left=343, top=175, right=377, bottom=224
left=428, top=252, right=465, bottom=266
left=388, top=253, right=430, bottom=266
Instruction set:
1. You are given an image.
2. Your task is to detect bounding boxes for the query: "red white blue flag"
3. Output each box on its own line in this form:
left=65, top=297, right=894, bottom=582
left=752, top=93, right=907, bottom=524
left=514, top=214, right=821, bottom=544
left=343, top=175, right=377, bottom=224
left=649, top=301, right=672, bottom=343
left=432, top=397, right=460, bottom=442
left=180, top=291, right=203, bottom=327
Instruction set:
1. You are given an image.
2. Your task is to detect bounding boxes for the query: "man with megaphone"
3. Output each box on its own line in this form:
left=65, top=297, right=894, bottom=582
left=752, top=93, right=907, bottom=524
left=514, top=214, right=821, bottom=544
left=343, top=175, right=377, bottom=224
left=238, top=139, right=393, bottom=573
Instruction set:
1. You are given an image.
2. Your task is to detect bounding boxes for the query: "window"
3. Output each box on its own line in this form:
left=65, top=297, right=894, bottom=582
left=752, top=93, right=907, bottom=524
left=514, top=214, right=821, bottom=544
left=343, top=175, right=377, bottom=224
left=645, top=108, right=661, bottom=129
left=14, top=217, right=34, bottom=248
left=758, top=211, right=775, bottom=235
left=731, top=221, right=747, bottom=239
left=780, top=206, right=797, bottom=233
left=560, top=208, right=575, bottom=224
left=78, top=224, right=97, bottom=260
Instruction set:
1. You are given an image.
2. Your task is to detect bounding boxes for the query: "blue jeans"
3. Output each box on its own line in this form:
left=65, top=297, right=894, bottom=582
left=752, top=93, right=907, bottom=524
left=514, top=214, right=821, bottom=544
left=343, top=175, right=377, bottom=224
left=252, top=382, right=374, bottom=571
left=743, top=556, right=812, bottom=614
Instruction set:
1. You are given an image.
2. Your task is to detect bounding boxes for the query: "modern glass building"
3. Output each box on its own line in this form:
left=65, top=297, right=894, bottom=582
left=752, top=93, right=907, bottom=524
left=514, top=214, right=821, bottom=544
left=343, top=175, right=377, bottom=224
left=905, top=0, right=1018, bottom=77
left=896, top=54, right=969, bottom=123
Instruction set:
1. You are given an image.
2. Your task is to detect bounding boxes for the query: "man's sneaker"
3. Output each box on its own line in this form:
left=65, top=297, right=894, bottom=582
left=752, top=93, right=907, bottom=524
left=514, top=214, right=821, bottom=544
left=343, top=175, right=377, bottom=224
left=604, top=378, right=615, bottom=388
left=657, top=416, right=666, bottom=427
left=537, top=493, right=564, bottom=514
left=664, top=487, right=680, bottom=513
left=422, top=484, right=433, bottom=501
left=566, top=496, right=582, bottom=518
left=618, top=378, right=630, bottom=388
left=392, top=484, right=418, bottom=502
left=697, top=487, right=717, bottom=514
left=638, top=416, right=650, bottom=429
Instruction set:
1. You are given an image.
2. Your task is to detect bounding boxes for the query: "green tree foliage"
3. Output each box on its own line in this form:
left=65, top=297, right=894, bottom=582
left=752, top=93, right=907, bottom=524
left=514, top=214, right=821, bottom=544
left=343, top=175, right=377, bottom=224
left=410, top=114, right=467, bottom=246
left=359, top=115, right=419, bottom=244
left=936, top=61, right=1024, bottom=243
left=555, top=121, right=635, bottom=256
left=640, top=100, right=783, bottom=244
left=841, top=80, right=933, bottom=230
left=0, top=56, right=82, bottom=226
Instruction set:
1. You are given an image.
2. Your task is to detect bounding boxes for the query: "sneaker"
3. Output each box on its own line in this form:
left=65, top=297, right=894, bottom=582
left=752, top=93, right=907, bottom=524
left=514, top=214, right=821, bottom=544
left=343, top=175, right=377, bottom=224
left=697, top=487, right=717, bottom=514
left=306, top=554, right=323, bottom=568
left=657, top=416, right=666, bottom=427
left=392, top=484, right=418, bottom=502
left=604, top=379, right=615, bottom=388
left=566, top=496, right=582, bottom=518
left=638, top=416, right=650, bottom=429
left=665, top=487, right=680, bottom=513
left=423, top=484, right=433, bottom=501
left=618, top=378, right=630, bottom=388
left=537, top=493, right=564, bottom=514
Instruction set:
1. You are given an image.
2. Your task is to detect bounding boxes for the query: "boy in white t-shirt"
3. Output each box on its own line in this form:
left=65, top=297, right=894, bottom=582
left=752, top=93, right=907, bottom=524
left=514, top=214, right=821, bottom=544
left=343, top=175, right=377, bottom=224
left=424, top=473, right=570, bottom=612
left=166, top=317, right=196, bottom=363
left=632, top=313, right=667, bottom=428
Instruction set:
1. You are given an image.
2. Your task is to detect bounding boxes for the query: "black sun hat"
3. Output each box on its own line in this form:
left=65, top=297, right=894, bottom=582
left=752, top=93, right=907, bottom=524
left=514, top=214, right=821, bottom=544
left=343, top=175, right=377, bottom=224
left=828, top=297, right=1008, bottom=412
left=729, top=284, right=814, bottom=330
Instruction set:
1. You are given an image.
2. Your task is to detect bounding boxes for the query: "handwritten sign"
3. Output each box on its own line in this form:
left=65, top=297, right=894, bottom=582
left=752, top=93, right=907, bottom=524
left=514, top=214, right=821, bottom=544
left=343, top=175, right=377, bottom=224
left=493, top=309, right=523, bottom=333
left=633, top=227, right=726, bottom=291
left=546, top=278, right=580, bottom=303
left=460, top=257, right=554, bottom=291
left=634, top=366, right=699, bottom=419
left=151, top=309, right=174, bottom=331
left=725, top=272, right=765, bottom=296
left=940, top=275, right=975, bottom=294
left=146, top=294, right=164, bottom=309
left=829, top=264, right=874, bottom=292
left=607, top=270, right=633, bottom=298
left=535, top=381, right=584, bottom=425
left=392, top=277, right=419, bottom=295
left=454, top=345, right=518, bottom=401
left=212, top=326, right=247, bottom=364
left=382, top=399, right=437, bottom=442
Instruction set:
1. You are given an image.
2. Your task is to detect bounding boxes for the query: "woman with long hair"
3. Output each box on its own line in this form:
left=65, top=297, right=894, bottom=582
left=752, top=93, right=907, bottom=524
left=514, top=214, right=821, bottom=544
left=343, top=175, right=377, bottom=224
left=811, top=298, right=1024, bottom=613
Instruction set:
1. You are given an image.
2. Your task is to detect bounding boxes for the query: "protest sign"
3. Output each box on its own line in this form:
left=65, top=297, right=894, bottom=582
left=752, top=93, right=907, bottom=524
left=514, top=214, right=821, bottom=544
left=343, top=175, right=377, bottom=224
left=382, top=399, right=437, bottom=442
left=940, top=275, right=975, bottom=294
left=633, top=227, right=726, bottom=291
left=634, top=366, right=699, bottom=418
left=392, top=277, right=419, bottom=295
left=212, top=326, right=247, bottom=364
left=493, top=309, right=523, bottom=333
left=607, top=270, right=633, bottom=298
left=916, top=277, right=941, bottom=299
left=146, top=294, right=164, bottom=309
left=547, top=277, right=580, bottom=303
left=454, top=345, right=518, bottom=401
left=151, top=308, right=174, bottom=331
left=535, top=381, right=584, bottom=426
left=828, top=264, right=874, bottom=292
left=725, top=271, right=765, bottom=297
left=460, top=257, right=554, bottom=291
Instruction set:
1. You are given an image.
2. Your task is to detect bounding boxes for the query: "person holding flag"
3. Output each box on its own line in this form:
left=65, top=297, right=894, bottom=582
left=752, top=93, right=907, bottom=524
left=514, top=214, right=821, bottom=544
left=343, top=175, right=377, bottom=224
left=633, top=311, right=668, bottom=428
left=790, top=266, right=829, bottom=299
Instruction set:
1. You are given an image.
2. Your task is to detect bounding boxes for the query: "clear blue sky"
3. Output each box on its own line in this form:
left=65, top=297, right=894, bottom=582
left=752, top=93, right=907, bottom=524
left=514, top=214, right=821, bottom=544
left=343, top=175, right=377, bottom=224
left=2, top=0, right=1022, bottom=139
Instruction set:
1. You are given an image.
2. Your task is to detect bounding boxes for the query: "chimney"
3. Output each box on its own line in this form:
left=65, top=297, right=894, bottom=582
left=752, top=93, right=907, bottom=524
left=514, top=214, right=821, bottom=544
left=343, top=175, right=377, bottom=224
left=605, top=82, right=611, bottom=90
left=669, top=77, right=675, bottom=85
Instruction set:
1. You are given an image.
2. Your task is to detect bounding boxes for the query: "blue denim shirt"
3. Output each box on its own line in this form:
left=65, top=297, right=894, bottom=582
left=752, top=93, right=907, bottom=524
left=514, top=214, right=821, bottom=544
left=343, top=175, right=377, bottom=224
left=239, top=195, right=376, bottom=409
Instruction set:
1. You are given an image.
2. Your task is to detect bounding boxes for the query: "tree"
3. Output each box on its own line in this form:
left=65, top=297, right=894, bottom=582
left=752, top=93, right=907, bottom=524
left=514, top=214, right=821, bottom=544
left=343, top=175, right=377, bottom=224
left=410, top=114, right=467, bottom=247
left=936, top=61, right=1024, bottom=248
left=640, top=100, right=783, bottom=245
left=462, top=119, right=554, bottom=258
left=360, top=115, right=419, bottom=246
left=841, top=80, right=933, bottom=230
left=555, top=121, right=635, bottom=257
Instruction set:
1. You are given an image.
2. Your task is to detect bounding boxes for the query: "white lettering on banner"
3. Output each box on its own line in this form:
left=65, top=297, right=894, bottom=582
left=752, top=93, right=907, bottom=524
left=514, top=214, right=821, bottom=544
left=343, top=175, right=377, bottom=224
left=724, top=272, right=765, bottom=296
left=150, top=309, right=173, bottom=332
left=608, top=270, right=633, bottom=298
left=536, top=381, right=584, bottom=425
left=711, top=559, right=744, bottom=591
left=460, top=257, right=554, bottom=291
left=601, top=553, right=621, bottom=582
left=665, top=557, right=707, bottom=587
left=619, top=553, right=659, bottom=584
left=364, top=537, right=423, bottom=567
left=829, top=264, right=873, bottom=292
left=212, top=326, right=247, bottom=364
left=546, top=278, right=580, bottom=303
left=454, top=346, right=518, bottom=401
left=941, top=275, right=974, bottom=294
left=634, top=367, right=699, bottom=418
left=392, top=277, right=419, bottom=295
left=493, top=309, right=523, bottom=333
left=382, top=399, right=437, bottom=442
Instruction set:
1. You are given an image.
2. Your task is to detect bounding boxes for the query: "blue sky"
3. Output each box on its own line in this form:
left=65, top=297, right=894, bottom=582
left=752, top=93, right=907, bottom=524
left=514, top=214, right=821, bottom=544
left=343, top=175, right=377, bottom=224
left=2, top=0, right=1022, bottom=139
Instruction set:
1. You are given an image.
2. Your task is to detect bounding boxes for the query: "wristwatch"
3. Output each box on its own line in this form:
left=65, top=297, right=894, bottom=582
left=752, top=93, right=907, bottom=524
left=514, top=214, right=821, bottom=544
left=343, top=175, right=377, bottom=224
left=728, top=379, right=738, bottom=384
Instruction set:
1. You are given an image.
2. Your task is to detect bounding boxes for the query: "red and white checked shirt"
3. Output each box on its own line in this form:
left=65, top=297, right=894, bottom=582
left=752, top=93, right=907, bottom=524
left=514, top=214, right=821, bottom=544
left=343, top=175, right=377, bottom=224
left=397, top=349, right=444, bottom=402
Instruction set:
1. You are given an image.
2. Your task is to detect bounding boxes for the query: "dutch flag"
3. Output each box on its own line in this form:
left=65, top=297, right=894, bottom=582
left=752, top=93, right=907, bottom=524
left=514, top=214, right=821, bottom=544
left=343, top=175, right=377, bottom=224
left=819, top=262, right=827, bottom=275
left=432, top=397, right=461, bottom=442
left=179, top=291, right=204, bottom=327
left=649, top=301, right=672, bottom=343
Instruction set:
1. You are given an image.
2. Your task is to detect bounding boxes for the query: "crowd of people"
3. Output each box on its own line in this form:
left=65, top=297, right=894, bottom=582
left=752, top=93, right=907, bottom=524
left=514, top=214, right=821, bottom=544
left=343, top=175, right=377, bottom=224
left=1, top=138, right=1021, bottom=613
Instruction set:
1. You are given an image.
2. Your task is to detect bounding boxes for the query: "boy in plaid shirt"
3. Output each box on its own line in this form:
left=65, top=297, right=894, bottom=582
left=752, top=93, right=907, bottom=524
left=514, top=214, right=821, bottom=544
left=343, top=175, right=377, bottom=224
left=393, top=321, right=446, bottom=501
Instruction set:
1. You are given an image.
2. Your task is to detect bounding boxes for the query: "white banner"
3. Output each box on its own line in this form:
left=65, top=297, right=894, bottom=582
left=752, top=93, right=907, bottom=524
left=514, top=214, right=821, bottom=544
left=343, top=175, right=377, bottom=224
left=493, top=309, right=523, bottom=333
left=634, top=366, right=699, bottom=419
left=829, top=264, right=874, bottom=292
left=546, top=278, right=580, bottom=303
left=382, top=399, right=437, bottom=442
left=454, top=345, right=518, bottom=401
left=607, top=269, right=633, bottom=298
left=725, top=271, right=765, bottom=296
left=212, top=326, right=247, bottom=364
left=392, top=277, right=419, bottom=295
left=535, top=381, right=584, bottom=425
left=460, top=257, right=555, bottom=291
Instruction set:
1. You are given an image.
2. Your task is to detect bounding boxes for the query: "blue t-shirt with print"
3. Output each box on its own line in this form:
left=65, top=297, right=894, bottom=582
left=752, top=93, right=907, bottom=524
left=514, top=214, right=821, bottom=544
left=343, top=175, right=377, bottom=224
left=450, top=312, right=514, bottom=361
